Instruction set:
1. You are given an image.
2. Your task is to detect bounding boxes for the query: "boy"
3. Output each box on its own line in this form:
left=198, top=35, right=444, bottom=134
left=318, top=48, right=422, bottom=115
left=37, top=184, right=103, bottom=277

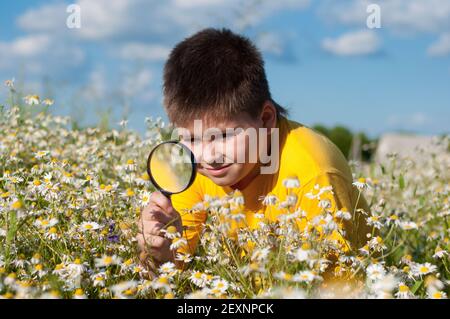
left=136, top=28, right=371, bottom=272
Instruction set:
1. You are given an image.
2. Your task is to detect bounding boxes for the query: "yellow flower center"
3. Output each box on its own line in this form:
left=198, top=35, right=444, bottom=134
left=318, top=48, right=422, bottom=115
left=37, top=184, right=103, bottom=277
left=75, top=289, right=84, bottom=296
left=420, top=266, right=429, bottom=273
left=194, top=272, right=203, bottom=279
left=283, top=273, right=292, bottom=281
left=166, top=226, right=177, bottom=234
left=432, top=292, right=443, bottom=299
left=399, top=284, right=409, bottom=293
left=11, top=200, right=22, bottom=209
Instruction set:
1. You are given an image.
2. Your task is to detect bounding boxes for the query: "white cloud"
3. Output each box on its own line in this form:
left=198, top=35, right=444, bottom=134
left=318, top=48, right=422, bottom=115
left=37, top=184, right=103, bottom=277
left=16, top=0, right=311, bottom=41
left=427, top=33, right=450, bottom=56
left=0, top=34, right=50, bottom=58
left=17, top=3, right=68, bottom=33
left=118, top=43, right=171, bottom=61
left=174, top=0, right=228, bottom=8
left=255, top=32, right=285, bottom=56
left=320, top=0, right=450, bottom=35
left=321, top=29, right=381, bottom=56
left=0, top=34, right=84, bottom=74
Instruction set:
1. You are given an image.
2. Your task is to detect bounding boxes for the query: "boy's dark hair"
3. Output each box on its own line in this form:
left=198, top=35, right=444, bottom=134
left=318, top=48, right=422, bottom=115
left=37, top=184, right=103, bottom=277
left=163, top=28, right=287, bottom=125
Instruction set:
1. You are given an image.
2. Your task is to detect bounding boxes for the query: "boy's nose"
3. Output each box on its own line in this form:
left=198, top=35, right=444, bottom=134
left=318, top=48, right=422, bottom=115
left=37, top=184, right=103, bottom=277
left=202, top=142, right=225, bottom=165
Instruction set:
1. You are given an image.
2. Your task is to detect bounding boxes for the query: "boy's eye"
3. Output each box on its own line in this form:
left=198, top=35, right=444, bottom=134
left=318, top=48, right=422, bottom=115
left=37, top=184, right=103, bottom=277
left=186, top=132, right=234, bottom=144
left=221, top=132, right=234, bottom=140
left=190, top=137, right=201, bottom=144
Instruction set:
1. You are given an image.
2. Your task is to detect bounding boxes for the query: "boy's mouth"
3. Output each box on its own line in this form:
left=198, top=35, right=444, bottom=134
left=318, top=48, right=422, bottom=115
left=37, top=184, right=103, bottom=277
left=203, top=163, right=232, bottom=176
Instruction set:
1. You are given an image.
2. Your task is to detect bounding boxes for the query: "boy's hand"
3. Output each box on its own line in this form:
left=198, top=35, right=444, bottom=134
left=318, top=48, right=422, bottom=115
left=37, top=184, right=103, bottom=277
left=136, top=192, right=183, bottom=269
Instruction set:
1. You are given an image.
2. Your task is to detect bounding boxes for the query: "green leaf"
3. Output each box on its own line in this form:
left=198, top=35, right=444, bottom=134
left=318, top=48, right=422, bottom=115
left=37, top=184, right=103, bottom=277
left=399, top=174, right=405, bottom=190
left=411, top=280, right=423, bottom=294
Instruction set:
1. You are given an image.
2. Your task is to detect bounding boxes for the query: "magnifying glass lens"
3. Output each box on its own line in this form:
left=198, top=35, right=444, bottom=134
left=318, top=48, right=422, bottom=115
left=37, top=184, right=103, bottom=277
left=147, top=141, right=196, bottom=196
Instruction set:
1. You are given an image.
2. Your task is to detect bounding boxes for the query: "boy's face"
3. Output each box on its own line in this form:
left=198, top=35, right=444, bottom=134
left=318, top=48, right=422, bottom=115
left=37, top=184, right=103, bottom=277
left=177, top=112, right=266, bottom=188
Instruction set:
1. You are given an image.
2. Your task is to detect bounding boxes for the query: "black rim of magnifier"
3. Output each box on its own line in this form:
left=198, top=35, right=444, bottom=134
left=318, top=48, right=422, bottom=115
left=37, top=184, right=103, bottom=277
left=146, top=140, right=197, bottom=196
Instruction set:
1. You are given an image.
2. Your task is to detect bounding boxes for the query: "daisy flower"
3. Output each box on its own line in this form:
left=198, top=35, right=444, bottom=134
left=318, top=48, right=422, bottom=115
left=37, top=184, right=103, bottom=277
left=410, top=262, right=437, bottom=277
left=353, top=177, right=370, bottom=191
left=305, top=184, right=333, bottom=200
left=95, top=255, right=122, bottom=268
left=368, top=236, right=387, bottom=251
left=240, top=262, right=266, bottom=276
left=427, top=291, right=447, bottom=299
left=433, top=246, right=448, bottom=259
left=34, top=217, right=58, bottom=229
left=399, top=221, right=418, bottom=230
left=42, top=98, right=54, bottom=106
left=190, top=271, right=208, bottom=288
left=395, top=282, right=414, bottom=299
left=335, top=209, right=352, bottom=220
left=45, top=226, right=59, bottom=240
left=366, top=213, right=383, bottom=229
left=110, top=281, right=138, bottom=299
left=32, top=264, right=47, bottom=278
left=293, top=270, right=317, bottom=283
left=282, top=176, right=300, bottom=188
left=4, top=78, right=14, bottom=88
left=125, top=159, right=137, bottom=171
left=91, top=272, right=107, bottom=287
left=24, top=95, right=40, bottom=105
left=366, top=263, right=386, bottom=281
left=79, top=221, right=101, bottom=232
left=175, top=253, right=192, bottom=263
left=139, top=190, right=152, bottom=207
left=295, top=243, right=312, bottom=262
left=161, top=225, right=180, bottom=239
left=73, top=289, right=87, bottom=299
left=170, top=237, right=188, bottom=250
left=34, top=150, right=49, bottom=159
left=261, top=193, right=278, bottom=206
left=152, top=274, right=173, bottom=292
left=274, top=271, right=294, bottom=282
left=158, top=262, right=176, bottom=274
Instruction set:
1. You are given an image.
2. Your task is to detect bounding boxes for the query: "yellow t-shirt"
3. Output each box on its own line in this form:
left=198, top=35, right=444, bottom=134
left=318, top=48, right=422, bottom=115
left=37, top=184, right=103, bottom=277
left=171, top=116, right=371, bottom=256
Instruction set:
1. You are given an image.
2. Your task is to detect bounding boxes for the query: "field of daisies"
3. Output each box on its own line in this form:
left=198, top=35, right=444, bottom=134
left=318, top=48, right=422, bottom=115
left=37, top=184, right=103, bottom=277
left=0, top=80, right=449, bottom=299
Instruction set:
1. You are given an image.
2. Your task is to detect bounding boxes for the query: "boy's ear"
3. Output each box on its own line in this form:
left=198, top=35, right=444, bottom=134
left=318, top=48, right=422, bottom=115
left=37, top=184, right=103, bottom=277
left=259, top=100, right=277, bottom=129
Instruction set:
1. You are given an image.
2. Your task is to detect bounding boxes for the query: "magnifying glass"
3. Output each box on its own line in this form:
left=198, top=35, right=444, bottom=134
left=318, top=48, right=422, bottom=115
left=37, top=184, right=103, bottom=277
left=146, top=141, right=197, bottom=198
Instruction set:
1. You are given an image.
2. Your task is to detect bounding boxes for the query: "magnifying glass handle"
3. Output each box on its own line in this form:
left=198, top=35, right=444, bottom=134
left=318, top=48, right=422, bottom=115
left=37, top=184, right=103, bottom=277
left=160, top=190, right=171, bottom=199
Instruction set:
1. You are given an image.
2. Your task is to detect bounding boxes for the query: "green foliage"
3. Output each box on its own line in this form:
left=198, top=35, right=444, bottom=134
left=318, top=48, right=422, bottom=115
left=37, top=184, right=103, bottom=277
left=312, top=124, right=376, bottom=161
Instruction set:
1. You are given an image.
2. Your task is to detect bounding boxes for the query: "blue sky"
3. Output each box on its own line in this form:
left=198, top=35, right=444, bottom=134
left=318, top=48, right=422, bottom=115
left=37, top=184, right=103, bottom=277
left=1, top=0, right=449, bottom=137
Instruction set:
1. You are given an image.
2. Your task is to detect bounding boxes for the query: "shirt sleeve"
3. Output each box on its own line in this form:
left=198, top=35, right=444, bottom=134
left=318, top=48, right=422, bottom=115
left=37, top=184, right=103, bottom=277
left=170, top=178, right=207, bottom=256
left=296, top=171, right=371, bottom=251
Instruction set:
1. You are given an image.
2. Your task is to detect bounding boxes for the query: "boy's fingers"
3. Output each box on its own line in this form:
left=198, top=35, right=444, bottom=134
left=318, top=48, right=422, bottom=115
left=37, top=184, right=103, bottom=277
left=137, top=233, right=172, bottom=260
left=141, top=221, right=165, bottom=236
left=142, top=205, right=172, bottom=224
left=150, top=192, right=176, bottom=215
